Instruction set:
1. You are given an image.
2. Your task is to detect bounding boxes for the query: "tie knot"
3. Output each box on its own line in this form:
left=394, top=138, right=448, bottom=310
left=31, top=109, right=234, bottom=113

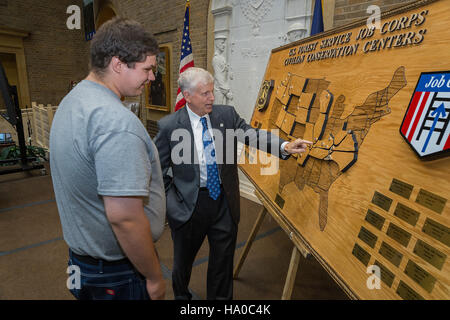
left=200, top=117, right=208, bottom=130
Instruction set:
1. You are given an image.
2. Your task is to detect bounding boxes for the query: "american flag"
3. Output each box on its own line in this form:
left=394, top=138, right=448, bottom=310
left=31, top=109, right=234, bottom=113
left=174, top=1, right=195, bottom=111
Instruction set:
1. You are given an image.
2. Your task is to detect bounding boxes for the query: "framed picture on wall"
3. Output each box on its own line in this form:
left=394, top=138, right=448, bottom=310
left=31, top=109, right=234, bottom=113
left=145, top=46, right=170, bottom=112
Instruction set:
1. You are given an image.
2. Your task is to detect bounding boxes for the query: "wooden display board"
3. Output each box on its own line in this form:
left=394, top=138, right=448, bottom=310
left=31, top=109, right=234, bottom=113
left=240, top=0, right=449, bottom=300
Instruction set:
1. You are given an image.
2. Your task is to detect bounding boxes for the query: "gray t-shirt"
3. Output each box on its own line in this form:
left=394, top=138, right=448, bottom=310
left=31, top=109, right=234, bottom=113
left=50, top=80, right=166, bottom=261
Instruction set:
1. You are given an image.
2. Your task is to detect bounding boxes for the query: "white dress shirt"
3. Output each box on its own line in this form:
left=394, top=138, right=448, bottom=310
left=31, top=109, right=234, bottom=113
left=186, top=104, right=221, bottom=187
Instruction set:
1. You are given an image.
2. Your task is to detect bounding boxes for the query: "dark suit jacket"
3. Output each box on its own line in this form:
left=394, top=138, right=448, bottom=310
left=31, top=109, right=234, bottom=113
left=154, top=105, right=286, bottom=230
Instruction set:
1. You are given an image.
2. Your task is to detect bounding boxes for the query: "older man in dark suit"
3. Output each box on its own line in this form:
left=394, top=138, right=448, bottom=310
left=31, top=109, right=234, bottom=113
left=154, top=67, right=311, bottom=300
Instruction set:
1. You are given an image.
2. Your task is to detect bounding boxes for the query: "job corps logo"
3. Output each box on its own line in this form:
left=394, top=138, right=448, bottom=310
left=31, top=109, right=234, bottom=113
left=400, top=71, right=450, bottom=160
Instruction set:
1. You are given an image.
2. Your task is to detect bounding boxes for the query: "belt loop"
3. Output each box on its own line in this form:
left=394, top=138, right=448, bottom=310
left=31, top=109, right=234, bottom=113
left=99, top=260, right=104, bottom=274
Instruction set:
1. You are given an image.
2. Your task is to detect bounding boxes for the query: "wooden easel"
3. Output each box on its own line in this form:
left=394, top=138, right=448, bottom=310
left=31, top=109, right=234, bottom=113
left=233, top=189, right=310, bottom=300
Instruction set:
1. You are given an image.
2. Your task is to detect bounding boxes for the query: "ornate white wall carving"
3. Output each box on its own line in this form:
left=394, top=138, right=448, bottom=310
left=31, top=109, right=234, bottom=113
left=212, top=36, right=233, bottom=105
left=238, top=0, right=274, bottom=36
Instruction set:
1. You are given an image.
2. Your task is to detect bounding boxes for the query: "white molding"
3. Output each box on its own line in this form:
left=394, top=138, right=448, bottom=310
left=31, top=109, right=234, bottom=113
left=238, top=169, right=261, bottom=204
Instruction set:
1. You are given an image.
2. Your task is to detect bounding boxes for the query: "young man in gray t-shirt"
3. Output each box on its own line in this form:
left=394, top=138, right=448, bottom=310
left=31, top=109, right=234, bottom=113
left=50, top=18, right=166, bottom=300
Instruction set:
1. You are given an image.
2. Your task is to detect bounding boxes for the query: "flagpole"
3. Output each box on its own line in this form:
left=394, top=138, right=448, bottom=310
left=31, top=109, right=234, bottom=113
left=174, top=0, right=195, bottom=112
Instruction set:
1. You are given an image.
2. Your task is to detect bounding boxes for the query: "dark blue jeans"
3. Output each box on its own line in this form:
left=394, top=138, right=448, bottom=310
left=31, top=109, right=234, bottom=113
left=68, top=249, right=150, bottom=300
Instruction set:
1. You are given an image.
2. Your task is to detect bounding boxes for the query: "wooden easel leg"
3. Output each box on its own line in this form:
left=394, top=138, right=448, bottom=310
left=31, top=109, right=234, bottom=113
left=281, top=246, right=301, bottom=300
left=233, top=207, right=267, bottom=279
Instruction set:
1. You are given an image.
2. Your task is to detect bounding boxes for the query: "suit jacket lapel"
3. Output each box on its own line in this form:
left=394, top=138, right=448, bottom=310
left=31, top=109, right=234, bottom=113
left=177, top=107, right=200, bottom=180
left=208, top=108, right=225, bottom=175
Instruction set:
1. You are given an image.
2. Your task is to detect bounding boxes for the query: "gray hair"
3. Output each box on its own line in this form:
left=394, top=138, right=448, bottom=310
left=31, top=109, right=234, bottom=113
left=178, top=67, right=214, bottom=94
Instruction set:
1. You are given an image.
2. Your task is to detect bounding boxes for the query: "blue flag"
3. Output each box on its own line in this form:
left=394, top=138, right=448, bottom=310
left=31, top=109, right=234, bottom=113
left=311, top=0, right=324, bottom=36
left=83, top=0, right=95, bottom=41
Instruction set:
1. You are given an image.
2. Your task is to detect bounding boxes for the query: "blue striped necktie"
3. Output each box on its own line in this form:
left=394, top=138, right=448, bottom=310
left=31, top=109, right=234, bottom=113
left=200, top=117, right=221, bottom=200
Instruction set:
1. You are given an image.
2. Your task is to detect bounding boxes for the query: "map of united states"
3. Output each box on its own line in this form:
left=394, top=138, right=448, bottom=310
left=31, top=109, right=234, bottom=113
left=266, top=67, right=407, bottom=231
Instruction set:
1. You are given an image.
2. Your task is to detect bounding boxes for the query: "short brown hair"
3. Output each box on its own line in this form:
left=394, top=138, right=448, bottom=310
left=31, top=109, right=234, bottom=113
left=90, top=17, right=158, bottom=76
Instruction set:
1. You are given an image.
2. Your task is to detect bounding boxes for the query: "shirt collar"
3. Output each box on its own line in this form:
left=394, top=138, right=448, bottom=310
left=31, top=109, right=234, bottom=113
left=186, top=103, right=209, bottom=128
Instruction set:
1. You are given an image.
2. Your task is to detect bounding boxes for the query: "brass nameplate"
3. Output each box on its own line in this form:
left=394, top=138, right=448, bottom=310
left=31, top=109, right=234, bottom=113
left=413, top=239, right=447, bottom=270
left=256, top=79, right=274, bottom=112
left=275, top=193, right=285, bottom=209
left=372, top=191, right=392, bottom=212
left=379, top=241, right=403, bottom=267
left=396, top=280, right=425, bottom=300
left=365, top=209, right=385, bottom=230
left=422, top=218, right=450, bottom=247
left=358, top=226, right=378, bottom=249
left=373, top=260, right=395, bottom=288
left=404, top=260, right=436, bottom=293
left=254, top=121, right=263, bottom=129
left=352, top=243, right=371, bottom=266
left=387, top=223, right=412, bottom=247
left=389, top=178, right=413, bottom=199
left=416, top=189, right=447, bottom=214
left=393, top=203, right=420, bottom=227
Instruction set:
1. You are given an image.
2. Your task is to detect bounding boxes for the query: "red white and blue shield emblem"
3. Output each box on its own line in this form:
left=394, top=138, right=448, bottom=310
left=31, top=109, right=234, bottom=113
left=400, top=71, right=450, bottom=160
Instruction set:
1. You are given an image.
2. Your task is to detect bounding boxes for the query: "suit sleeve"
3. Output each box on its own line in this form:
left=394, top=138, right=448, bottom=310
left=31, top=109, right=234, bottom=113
left=230, top=106, right=288, bottom=159
left=154, top=121, right=173, bottom=191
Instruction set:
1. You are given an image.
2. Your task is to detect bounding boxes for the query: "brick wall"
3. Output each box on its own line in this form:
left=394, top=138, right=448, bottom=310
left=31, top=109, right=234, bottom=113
left=0, top=0, right=89, bottom=106
left=1, top=0, right=210, bottom=116
left=334, top=0, right=417, bottom=28
left=112, top=0, right=210, bottom=116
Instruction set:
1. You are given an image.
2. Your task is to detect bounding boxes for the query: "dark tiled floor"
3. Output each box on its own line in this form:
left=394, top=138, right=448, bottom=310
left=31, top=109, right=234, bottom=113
left=0, top=168, right=347, bottom=300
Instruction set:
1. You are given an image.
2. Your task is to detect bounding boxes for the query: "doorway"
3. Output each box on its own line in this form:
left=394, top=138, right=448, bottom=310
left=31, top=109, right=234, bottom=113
left=0, top=53, right=20, bottom=109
